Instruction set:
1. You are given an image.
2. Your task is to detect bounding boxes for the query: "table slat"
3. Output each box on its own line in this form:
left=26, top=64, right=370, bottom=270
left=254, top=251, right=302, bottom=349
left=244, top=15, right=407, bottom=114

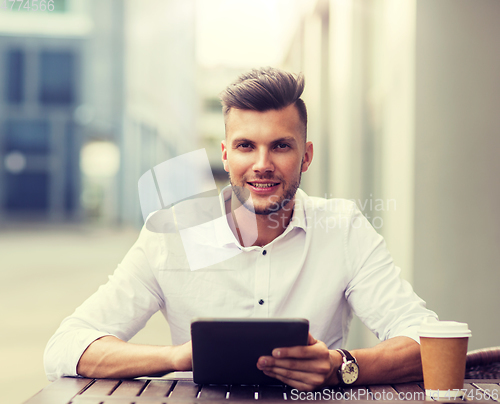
left=343, top=386, right=375, bottom=400
left=284, top=386, right=339, bottom=401
left=140, top=380, right=174, bottom=397
left=168, top=380, right=200, bottom=399
left=472, top=383, right=500, bottom=402
left=71, top=397, right=109, bottom=404
left=72, top=397, right=167, bottom=404
left=461, top=383, right=491, bottom=402
left=369, top=384, right=400, bottom=400
left=259, top=385, right=286, bottom=401
left=22, top=377, right=93, bottom=404
left=80, top=379, right=121, bottom=396
left=198, top=384, right=228, bottom=400
left=392, top=382, right=425, bottom=401
left=110, top=379, right=147, bottom=396
left=229, top=384, right=257, bottom=400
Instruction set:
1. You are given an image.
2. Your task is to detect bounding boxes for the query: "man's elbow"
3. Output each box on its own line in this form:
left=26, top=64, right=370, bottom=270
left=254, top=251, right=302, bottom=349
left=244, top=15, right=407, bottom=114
left=43, top=338, right=66, bottom=382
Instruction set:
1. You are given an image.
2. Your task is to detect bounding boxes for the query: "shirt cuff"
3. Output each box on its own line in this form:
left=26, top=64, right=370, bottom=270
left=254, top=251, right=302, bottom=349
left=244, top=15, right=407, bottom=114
left=394, top=325, right=422, bottom=344
left=45, top=330, right=117, bottom=382
left=393, top=313, right=439, bottom=345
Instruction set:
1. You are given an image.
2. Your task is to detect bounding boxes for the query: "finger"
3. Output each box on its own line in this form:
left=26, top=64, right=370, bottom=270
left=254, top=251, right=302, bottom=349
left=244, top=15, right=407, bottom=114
left=257, top=355, right=273, bottom=369
left=308, top=332, right=317, bottom=345
left=262, top=367, right=324, bottom=390
left=264, top=370, right=315, bottom=391
left=258, top=357, right=332, bottom=376
left=258, top=357, right=306, bottom=371
left=272, top=342, right=328, bottom=360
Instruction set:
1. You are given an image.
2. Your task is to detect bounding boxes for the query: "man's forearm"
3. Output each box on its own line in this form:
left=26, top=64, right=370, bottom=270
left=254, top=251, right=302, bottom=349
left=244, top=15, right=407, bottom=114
left=346, top=336, right=422, bottom=386
left=76, top=336, right=191, bottom=379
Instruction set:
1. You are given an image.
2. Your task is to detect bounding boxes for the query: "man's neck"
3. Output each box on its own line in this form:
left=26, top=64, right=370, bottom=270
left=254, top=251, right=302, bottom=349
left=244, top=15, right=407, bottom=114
left=225, top=191, right=295, bottom=247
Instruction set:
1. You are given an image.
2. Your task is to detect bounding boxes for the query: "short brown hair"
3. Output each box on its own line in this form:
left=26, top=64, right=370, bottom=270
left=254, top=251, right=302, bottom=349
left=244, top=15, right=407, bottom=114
left=220, top=67, right=307, bottom=139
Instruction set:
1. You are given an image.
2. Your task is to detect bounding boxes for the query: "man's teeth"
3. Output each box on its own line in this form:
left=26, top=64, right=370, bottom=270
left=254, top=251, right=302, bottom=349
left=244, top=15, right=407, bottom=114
left=251, top=183, right=276, bottom=188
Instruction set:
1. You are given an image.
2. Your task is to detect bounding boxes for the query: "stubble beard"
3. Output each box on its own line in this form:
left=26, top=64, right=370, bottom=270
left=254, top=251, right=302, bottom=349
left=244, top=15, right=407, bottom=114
left=229, top=169, right=302, bottom=216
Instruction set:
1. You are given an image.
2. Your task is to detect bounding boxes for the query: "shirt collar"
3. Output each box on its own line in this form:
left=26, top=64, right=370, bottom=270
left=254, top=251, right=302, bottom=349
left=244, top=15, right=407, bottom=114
left=213, top=186, right=239, bottom=248
left=288, top=188, right=307, bottom=232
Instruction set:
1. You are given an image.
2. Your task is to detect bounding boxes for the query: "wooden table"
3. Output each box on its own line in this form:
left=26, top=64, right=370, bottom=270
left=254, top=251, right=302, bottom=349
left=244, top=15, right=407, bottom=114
left=23, top=374, right=500, bottom=403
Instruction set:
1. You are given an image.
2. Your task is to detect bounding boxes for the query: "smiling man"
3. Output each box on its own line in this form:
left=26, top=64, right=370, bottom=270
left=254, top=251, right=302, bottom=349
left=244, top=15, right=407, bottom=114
left=45, top=67, right=437, bottom=391
left=215, top=68, right=437, bottom=389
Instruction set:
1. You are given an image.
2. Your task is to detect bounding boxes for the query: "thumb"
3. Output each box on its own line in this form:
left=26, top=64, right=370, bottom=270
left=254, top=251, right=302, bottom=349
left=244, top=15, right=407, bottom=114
left=307, top=332, right=317, bottom=345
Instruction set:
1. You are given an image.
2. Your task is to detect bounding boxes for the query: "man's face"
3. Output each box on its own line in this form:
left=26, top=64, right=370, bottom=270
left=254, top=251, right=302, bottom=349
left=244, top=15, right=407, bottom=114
left=221, top=104, right=313, bottom=215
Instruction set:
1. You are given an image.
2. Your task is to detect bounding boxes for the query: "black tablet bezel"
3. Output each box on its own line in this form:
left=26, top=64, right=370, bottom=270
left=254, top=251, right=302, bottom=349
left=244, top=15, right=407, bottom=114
left=191, top=317, right=309, bottom=385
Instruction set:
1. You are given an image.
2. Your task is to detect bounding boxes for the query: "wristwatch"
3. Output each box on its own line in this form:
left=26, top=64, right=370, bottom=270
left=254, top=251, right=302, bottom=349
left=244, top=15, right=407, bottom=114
left=335, top=348, right=359, bottom=385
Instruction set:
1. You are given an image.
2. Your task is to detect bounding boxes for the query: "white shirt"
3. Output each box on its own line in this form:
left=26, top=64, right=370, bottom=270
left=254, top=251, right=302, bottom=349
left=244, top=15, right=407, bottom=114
left=44, top=187, right=437, bottom=381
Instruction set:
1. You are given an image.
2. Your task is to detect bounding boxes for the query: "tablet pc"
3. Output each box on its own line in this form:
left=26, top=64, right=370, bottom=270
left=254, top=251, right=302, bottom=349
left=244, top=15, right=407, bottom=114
left=191, top=317, right=309, bottom=385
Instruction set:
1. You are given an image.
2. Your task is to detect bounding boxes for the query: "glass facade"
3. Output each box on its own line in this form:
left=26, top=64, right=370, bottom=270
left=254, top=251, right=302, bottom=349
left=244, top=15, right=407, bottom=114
left=6, top=49, right=24, bottom=104
left=4, top=120, right=51, bottom=153
left=5, top=172, right=49, bottom=211
left=1, top=45, right=79, bottom=217
left=39, top=51, right=75, bottom=105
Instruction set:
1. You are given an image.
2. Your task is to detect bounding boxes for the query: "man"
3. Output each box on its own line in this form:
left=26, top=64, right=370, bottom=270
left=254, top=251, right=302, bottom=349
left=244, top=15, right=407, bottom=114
left=45, top=67, right=437, bottom=391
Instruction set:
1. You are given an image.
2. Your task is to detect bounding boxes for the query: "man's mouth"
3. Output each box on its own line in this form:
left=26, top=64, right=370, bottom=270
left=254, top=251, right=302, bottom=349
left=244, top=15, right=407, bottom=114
left=248, top=182, right=280, bottom=188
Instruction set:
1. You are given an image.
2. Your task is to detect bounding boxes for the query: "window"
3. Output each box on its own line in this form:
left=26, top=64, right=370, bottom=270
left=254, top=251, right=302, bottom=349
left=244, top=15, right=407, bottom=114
left=5, top=172, right=49, bottom=211
left=6, top=49, right=24, bottom=104
left=39, top=51, right=75, bottom=105
left=4, top=120, right=51, bottom=153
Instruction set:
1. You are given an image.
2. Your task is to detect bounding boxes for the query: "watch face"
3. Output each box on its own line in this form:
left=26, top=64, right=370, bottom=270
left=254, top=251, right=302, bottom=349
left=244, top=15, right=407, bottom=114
left=341, top=362, right=359, bottom=384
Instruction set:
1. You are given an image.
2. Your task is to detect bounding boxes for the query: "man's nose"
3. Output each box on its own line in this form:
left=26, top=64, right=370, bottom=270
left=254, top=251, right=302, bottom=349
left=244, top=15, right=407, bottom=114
left=252, top=149, right=274, bottom=173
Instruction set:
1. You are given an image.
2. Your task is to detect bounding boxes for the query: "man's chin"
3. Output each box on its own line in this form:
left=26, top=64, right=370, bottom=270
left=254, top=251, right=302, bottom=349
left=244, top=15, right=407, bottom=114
left=246, top=200, right=285, bottom=215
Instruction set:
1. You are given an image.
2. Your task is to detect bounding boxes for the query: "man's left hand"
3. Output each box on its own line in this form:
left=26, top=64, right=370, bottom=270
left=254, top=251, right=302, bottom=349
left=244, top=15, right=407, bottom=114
left=256, top=333, right=341, bottom=391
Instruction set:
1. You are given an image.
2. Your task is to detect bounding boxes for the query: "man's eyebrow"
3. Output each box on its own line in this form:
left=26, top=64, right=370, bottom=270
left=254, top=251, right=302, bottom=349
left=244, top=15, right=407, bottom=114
left=272, top=136, right=297, bottom=144
left=231, top=137, right=255, bottom=145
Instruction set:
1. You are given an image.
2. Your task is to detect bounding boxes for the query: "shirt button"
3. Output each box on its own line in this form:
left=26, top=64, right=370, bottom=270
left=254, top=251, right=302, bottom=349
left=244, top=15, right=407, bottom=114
left=259, top=299, right=264, bottom=305
left=262, top=250, right=267, bottom=255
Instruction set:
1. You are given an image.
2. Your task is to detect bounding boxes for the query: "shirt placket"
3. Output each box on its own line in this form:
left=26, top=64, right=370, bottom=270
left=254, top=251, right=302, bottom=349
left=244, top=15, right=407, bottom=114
left=253, top=247, right=271, bottom=317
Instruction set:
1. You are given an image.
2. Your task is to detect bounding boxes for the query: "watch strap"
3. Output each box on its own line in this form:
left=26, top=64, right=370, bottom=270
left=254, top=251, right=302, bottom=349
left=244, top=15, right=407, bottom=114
left=336, top=348, right=357, bottom=364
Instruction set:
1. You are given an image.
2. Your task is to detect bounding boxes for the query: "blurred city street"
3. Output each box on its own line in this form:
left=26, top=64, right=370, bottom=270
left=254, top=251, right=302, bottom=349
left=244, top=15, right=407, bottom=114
left=0, top=223, right=172, bottom=403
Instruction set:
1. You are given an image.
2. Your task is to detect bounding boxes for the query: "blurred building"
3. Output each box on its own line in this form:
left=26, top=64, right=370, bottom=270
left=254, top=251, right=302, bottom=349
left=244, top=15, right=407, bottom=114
left=120, top=0, right=198, bottom=228
left=0, top=0, right=201, bottom=227
left=0, top=0, right=124, bottom=222
left=0, top=0, right=83, bottom=221
left=284, top=0, right=500, bottom=350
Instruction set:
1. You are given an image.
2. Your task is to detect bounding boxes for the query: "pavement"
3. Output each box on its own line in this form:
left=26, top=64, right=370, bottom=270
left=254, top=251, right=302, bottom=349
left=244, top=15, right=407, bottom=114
left=0, top=223, right=172, bottom=404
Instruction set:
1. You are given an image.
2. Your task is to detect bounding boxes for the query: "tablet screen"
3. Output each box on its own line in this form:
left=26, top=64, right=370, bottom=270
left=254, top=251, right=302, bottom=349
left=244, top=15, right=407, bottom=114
left=191, top=318, right=309, bottom=385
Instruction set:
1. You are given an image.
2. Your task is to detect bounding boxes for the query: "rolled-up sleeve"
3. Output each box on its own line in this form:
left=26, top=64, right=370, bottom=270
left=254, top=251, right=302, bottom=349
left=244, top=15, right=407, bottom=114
left=344, top=206, right=438, bottom=344
left=44, top=226, right=165, bottom=381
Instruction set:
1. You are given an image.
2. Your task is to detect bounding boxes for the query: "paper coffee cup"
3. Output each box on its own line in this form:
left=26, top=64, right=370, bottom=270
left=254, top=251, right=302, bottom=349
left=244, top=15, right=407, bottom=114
left=418, top=318, right=471, bottom=398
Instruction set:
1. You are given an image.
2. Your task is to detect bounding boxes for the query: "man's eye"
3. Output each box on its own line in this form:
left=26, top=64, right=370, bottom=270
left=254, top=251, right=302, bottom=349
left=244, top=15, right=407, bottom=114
left=275, top=143, right=290, bottom=150
left=237, top=143, right=252, bottom=148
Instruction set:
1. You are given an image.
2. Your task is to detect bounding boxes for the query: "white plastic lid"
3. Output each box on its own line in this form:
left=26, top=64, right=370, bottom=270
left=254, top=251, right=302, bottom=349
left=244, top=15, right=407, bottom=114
left=418, top=317, right=472, bottom=338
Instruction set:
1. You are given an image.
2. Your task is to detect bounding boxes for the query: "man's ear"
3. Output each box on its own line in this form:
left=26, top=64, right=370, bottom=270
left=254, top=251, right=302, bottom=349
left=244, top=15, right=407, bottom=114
left=221, top=140, right=229, bottom=172
left=301, top=141, right=314, bottom=173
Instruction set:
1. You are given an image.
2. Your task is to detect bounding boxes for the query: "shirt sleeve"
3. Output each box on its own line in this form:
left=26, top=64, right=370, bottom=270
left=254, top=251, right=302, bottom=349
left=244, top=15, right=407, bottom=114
left=43, top=226, right=165, bottom=381
left=344, top=205, right=438, bottom=343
